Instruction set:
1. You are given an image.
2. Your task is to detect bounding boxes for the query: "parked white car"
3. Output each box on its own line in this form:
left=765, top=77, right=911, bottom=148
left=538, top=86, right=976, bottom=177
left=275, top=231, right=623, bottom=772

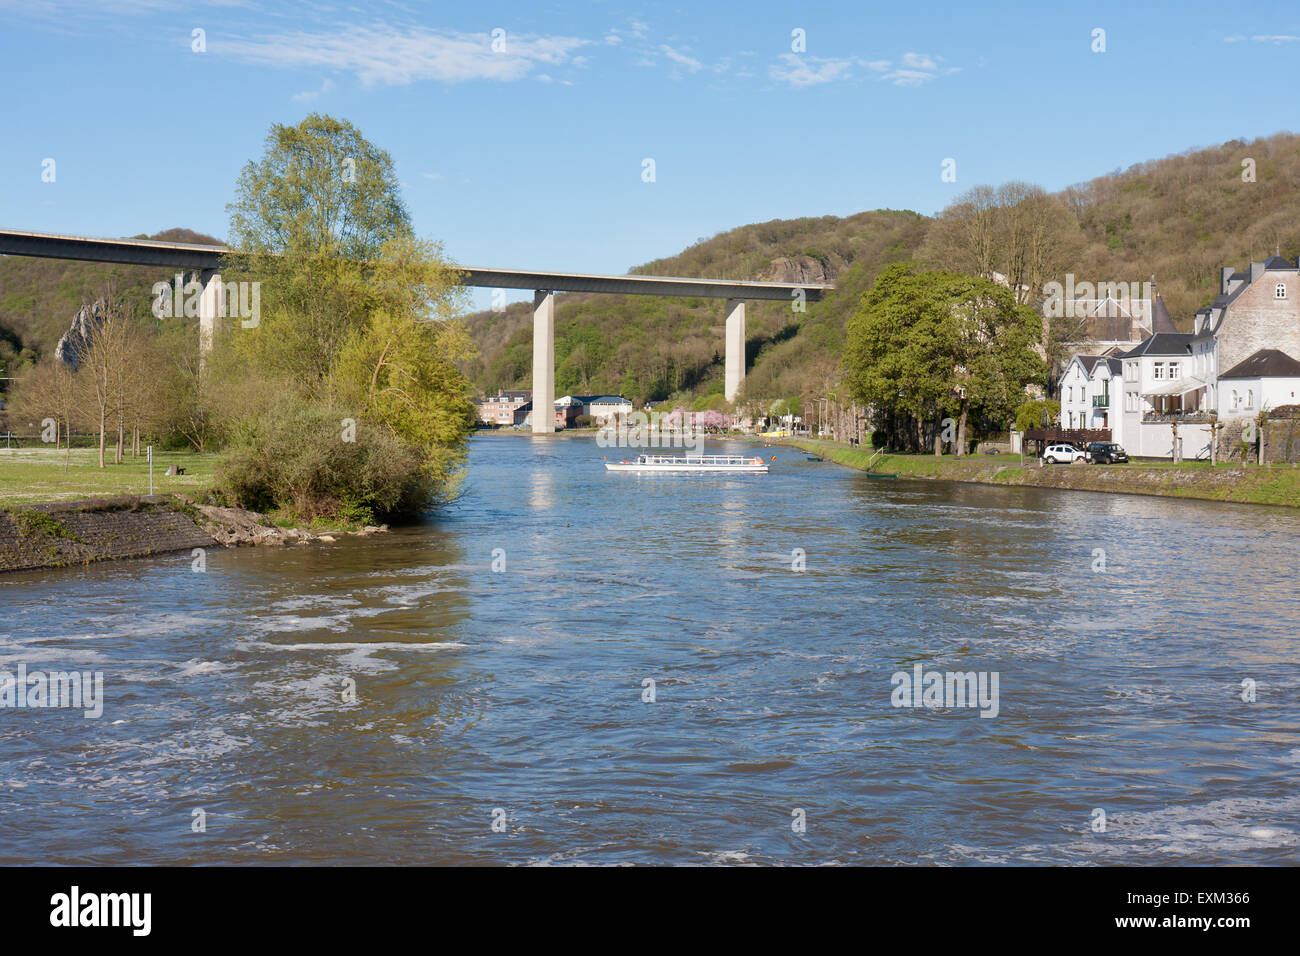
left=1042, top=443, right=1087, bottom=464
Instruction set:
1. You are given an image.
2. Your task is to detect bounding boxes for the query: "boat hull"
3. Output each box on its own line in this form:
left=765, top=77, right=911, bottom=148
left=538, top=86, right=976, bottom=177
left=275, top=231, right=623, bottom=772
left=605, top=461, right=769, bottom=473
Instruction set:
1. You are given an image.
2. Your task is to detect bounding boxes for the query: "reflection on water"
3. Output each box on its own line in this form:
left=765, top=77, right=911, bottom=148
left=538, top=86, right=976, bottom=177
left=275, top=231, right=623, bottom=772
left=1, top=433, right=1298, bottom=864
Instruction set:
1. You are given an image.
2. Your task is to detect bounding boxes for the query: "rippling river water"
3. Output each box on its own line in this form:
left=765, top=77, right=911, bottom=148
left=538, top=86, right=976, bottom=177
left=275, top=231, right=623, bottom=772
left=2, top=434, right=1298, bottom=865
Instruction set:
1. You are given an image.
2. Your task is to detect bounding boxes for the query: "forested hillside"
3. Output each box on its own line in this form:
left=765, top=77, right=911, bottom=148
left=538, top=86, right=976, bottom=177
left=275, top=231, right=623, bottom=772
left=459, top=210, right=930, bottom=410
left=0, top=228, right=219, bottom=379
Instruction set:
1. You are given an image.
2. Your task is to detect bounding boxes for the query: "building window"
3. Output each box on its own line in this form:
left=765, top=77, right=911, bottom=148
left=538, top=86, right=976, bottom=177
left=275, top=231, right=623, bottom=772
left=1169, top=363, right=1181, bottom=379
left=1153, top=362, right=1165, bottom=380
left=1277, top=283, right=1287, bottom=299
left=1247, top=389, right=1254, bottom=408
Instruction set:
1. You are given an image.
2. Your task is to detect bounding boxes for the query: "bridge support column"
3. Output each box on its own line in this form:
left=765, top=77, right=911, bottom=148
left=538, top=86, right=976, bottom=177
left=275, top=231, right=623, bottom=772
left=724, top=297, right=746, bottom=402
left=532, top=290, right=555, bottom=433
left=198, top=269, right=221, bottom=369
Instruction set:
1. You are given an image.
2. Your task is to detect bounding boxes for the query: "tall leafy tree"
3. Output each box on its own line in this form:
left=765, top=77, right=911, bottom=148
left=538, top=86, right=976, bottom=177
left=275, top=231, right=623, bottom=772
left=845, top=263, right=1044, bottom=453
left=228, top=113, right=411, bottom=259
left=216, top=115, right=476, bottom=512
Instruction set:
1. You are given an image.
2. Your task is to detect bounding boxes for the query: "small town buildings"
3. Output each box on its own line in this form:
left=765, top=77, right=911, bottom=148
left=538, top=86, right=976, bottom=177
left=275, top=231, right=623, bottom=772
left=1059, top=354, right=1121, bottom=436
left=585, top=396, right=633, bottom=421
left=477, top=389, right=532, bottom=426
left=516, top=394, right=634, bottom=430
left=1059, top=255, right=1300, bottom=458
left=1218, top=349, right=1300, bottom=416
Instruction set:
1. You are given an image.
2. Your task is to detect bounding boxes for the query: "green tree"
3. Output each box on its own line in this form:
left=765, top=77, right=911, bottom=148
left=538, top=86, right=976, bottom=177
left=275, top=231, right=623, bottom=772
left=846, top=263, right=1044, bottom=454
left=334, top=239, right=479, bottom=497
left=215, top=115, right=476, bottom=514
left=228, top=113, right=411, bottom=259
left=1014, top=398, right=1060, bottom=434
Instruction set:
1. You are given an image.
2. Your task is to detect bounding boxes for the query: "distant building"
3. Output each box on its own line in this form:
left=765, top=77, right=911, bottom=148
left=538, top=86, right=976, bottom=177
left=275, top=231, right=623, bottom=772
left=489, top=392, right=635, bottom=429
left=585, top=396, right=633, bottom=421
left=477, top=389, right=532, bottom=426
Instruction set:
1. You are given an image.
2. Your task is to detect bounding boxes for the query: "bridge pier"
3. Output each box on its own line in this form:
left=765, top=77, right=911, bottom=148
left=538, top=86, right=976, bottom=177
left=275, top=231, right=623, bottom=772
left=724, top=297, right=746, bottom=402
left=532, top=290, right=555, bottom=433
left=197, top=269, right=221, bottom=369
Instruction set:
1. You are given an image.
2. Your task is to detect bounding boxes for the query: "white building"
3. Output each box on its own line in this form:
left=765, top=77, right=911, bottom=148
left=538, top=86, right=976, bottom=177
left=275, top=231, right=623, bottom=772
left=1218, top=349, right=1300, bottom=416
left=1058, top=256, right=1300, bottom=458
left=586, top=396, right=633, bottom=422
left=1059, top=354, right=1121, bottom=438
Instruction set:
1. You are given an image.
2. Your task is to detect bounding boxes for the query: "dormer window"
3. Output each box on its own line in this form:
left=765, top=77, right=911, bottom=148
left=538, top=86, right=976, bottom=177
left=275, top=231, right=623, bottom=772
left=1277, top=283, right=1288, bottom=299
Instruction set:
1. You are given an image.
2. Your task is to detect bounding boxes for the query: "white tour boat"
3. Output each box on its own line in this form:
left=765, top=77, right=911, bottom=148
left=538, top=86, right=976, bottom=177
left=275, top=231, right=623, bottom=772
left=604, top=452, right=772, bottom=474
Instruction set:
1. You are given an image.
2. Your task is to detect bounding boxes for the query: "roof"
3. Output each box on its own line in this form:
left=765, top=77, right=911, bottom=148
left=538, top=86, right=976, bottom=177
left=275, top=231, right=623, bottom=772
left=588, top=395, right=632, bottom=404
left=1219, top=349, right=1300, bottom=380
left=1262, top=255, right=1296, bottom=271
left=1149, top=293, right=1179, bottom=334
left=1105, top=358, right=1123, bottom=375
left=1117, top=333, right=1194, bottom=358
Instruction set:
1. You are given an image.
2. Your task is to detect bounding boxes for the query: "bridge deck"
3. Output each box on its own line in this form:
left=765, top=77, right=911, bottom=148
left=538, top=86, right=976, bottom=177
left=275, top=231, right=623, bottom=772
left=0, top=229, right=832, bottom=302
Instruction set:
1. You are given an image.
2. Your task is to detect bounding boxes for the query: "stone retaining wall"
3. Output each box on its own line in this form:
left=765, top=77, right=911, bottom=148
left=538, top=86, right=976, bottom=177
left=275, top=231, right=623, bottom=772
left=0, top=496, right=216, bottom=572
left=1215, top=417, right=1300, bottom=464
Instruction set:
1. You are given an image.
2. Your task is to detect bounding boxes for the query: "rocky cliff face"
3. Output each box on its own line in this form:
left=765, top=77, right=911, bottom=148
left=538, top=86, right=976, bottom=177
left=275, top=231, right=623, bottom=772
left=761, top=256, right=833, bottom=284
left=54, top=298, right=109, bottom=371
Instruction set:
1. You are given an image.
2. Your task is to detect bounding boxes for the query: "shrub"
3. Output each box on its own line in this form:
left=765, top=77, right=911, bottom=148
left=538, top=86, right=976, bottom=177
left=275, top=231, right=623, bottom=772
left=216, top=403, right=431, bottom=522
left=574, top=414, right=596, bottom=428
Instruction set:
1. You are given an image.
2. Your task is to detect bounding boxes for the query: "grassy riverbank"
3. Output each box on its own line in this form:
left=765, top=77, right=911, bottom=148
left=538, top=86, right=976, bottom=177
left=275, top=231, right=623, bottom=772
left=783, top=438, right=1300, bottom=508
left=0, top=447, right=219, bottom=506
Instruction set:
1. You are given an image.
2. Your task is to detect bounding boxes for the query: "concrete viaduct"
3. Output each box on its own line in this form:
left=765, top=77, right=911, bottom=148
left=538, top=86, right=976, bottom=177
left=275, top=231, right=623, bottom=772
left=0, top=229, right=832, bottom=432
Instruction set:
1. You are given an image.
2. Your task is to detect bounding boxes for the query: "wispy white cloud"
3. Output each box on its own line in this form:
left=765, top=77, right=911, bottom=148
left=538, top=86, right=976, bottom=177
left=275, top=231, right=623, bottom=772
left=878, top=52, right=956, bottom=86
left=769, top=53, right=855, bottom=87
left=881, top=69, right=934, bottom=86
left=1224, top=33, right=1300, bottom=43
left=660, top=44, right=703, bottom=73
left=291, top=77, right=334, bottom=103
left=770, top=51, right=956, bottom=88
left=214, top=24, right=588, bottom=86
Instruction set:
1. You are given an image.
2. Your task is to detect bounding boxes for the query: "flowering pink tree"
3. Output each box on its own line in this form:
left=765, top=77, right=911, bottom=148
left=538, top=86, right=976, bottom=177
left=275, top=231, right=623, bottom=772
left=696, top=409, right=733, bottom=432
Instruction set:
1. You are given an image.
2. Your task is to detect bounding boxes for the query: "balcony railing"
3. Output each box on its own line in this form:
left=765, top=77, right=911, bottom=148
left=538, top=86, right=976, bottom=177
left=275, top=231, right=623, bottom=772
left=1091, top=395, right=1110, bottom=407
left=1142, top=411, right=1211, bottom=424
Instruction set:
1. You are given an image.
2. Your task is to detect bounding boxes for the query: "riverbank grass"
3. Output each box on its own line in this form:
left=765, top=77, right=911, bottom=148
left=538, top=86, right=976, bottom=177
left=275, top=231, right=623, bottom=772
left=0, top=446, right=218, bottom=505
left=786, top=438, right=1300, bottom=507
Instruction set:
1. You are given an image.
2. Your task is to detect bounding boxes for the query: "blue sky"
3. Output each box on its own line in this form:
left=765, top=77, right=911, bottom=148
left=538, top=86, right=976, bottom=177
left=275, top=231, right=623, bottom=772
left=1, top=0, right=1298, bottom=309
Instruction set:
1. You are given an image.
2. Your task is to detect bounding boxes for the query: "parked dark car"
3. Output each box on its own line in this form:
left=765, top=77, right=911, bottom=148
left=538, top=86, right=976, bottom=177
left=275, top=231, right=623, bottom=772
left=1087, top=441, right=1129, bottom=464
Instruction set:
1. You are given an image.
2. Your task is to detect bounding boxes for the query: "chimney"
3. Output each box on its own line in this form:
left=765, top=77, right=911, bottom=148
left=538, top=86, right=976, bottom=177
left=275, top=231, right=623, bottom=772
left=1221, top=266, right=1235, bottom=295
left=1250, top=261, right=1265, bottom=284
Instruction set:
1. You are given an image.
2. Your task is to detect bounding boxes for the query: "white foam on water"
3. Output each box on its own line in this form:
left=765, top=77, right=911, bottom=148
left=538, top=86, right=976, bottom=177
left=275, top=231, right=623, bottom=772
left=247, top=613, right=356, bottom=635
left=256, top=640, right=467, bottom=652
left=273, top=594, right=360, bottom=610
left=173, top=659, right=234, bottom=679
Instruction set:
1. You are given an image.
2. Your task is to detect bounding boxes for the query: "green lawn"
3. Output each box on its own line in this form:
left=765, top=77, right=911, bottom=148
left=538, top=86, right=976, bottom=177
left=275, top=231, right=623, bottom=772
left=787, top=438, right=1300, bottom=507
left=0, top=446, right=219, bottom=505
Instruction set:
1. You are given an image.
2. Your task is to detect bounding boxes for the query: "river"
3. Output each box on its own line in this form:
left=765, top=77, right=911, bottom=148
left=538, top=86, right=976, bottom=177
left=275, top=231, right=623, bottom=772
left=2, top=434, right=1298, bottom=864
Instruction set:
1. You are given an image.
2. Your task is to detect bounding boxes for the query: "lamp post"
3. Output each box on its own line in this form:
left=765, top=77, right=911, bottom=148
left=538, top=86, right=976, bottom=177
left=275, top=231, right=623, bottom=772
left=147, top=445, right=153, bottom=496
